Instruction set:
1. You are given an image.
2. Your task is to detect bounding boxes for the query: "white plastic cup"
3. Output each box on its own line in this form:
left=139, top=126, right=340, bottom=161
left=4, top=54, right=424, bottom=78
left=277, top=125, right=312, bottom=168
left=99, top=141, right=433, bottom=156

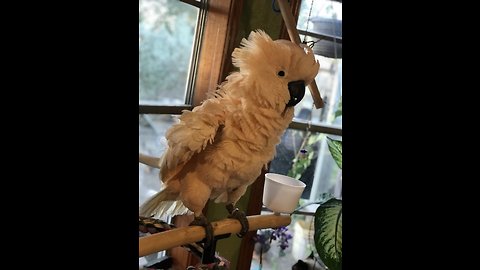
left=263, top=173, right=306, bottom=214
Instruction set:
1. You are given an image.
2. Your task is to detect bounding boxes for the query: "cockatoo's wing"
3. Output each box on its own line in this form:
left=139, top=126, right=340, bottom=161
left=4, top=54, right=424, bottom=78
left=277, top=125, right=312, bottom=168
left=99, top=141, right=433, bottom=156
left=160, top=98, right=226, bottom=182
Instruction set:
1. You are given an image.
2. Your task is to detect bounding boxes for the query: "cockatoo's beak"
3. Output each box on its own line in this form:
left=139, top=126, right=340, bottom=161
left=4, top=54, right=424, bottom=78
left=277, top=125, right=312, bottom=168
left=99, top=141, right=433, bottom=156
left=286, top=80, right=306, bottom=107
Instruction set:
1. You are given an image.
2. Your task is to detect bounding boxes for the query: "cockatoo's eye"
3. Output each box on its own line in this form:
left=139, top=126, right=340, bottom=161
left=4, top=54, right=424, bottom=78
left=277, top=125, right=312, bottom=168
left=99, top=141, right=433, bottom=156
left=277, top=71, right=285, bottom=77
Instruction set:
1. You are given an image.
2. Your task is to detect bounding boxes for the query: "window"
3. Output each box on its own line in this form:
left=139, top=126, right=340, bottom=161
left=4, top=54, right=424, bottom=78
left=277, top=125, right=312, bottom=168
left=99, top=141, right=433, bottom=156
left=139, top=0, right=200, bottom=106
left=139, top=0, right=204, bottom=208
left=139, top=0, right=204, bottom=268
left=139, top=0, right=239, bottom=268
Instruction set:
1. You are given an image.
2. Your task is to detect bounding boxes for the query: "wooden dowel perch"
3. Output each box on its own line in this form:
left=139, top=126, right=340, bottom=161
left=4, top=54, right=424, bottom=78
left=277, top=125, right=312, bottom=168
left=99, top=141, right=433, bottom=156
left=277, top=0, right=324, bottom=109
left=139, top=214, right=291, bottom=257
left=139, top=153, right=161, bottom=169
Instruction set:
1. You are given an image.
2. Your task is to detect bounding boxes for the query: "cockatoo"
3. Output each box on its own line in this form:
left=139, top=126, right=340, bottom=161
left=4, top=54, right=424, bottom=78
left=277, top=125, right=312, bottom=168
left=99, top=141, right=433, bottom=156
left=139, top=30, right=319, bottom=246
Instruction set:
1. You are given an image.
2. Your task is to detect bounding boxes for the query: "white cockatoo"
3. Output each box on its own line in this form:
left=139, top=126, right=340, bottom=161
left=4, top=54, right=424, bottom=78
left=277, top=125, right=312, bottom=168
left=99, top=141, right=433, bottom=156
left=139, top=30, right=319, bottom=245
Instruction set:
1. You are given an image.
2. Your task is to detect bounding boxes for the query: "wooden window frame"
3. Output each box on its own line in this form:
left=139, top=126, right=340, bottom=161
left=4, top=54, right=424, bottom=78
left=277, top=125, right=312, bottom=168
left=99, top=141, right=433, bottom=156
left=139, top=0, right=243, bottom=114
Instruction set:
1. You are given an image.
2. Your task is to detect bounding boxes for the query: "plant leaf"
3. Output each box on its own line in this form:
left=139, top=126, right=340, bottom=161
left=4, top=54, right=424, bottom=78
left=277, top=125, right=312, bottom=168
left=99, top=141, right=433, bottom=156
left=327, top=137, right=342, bottom=169
left=334, top=96, right=342, bottom=118
left=314, top=198, right=342, bottom=270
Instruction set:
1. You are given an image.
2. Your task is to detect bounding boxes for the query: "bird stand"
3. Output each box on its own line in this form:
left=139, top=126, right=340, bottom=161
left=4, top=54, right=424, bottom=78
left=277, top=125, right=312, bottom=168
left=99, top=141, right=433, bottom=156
left=139, top=214, right=292, bottom=257
left=201, top=233, right=231, bottom=264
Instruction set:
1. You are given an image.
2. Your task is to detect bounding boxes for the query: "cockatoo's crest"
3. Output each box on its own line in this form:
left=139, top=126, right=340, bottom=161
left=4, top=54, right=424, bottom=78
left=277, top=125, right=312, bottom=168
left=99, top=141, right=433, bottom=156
left=231, top=29, right=319, bottom=111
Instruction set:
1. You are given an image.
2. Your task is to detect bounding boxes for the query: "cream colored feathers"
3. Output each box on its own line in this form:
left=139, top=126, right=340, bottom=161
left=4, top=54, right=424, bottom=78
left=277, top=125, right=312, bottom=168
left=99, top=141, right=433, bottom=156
left=140, top=30, right=319, bottom=220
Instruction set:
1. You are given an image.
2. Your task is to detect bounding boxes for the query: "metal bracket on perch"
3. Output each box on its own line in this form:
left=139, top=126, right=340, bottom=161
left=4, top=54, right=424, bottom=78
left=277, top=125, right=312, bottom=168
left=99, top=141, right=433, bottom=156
left=201, top=233, right=231, bottom=264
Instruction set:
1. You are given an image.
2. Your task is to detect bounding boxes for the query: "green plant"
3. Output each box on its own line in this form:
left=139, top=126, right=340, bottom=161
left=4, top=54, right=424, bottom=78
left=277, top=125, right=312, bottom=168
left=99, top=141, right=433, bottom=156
left=292, top=137, right=342, bottom=270
left=289, top=96, right=343, bottom=270
left=287, top=132, right=322, bottom=180
left=314, top=137, right=342, bottom=270
left=314, top=96, right=342, bottom=270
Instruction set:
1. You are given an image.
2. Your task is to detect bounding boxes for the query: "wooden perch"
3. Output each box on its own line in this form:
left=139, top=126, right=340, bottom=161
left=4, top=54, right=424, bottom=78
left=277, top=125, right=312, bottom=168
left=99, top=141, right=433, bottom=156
left=277, top=0, right=324, bottom=109
left=139, top=153, right=161, bottom=169
left=139, top=214, right=291, bottom=257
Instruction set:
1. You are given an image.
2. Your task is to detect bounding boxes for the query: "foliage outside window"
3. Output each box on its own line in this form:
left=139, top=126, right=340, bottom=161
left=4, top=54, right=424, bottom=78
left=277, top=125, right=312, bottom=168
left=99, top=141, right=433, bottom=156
left=139, top=0, right=199, bottom=105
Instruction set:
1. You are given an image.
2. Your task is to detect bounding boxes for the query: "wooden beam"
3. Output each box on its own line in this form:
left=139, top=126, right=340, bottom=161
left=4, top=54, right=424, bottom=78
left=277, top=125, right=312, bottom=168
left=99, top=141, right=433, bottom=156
left=279, top=0, right=301, bottom=40
left=193, top=0, right=234, bottom=106
left=139, top=214, right=291, bottom=257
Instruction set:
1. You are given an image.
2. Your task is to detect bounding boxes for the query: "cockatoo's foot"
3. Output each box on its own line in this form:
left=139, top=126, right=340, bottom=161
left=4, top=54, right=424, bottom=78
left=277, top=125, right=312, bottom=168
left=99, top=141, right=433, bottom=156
left=190, top=215, right=214, bottom=248
left=226, top=204, right=249, bottom=237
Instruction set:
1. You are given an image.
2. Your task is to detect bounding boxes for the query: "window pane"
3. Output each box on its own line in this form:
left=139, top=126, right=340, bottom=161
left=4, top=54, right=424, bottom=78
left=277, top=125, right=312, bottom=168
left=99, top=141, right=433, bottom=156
left=297, top=0, right=342, bottom=30
left=294, top=0, right=342, bottom=127
left=293, top=56, right=342, bottom=127
left=139, top=0, right=199, bottom=105
left=269, top=129, right=342, bottom=202
left=139, top=114, right=179, bottom=206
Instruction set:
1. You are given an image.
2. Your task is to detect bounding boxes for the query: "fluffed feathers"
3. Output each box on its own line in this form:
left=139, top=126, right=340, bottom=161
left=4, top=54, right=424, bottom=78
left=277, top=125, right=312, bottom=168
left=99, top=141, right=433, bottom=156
left=139, top=188, right=191, bottom=219
left=140, top=29, right=320, bottom=219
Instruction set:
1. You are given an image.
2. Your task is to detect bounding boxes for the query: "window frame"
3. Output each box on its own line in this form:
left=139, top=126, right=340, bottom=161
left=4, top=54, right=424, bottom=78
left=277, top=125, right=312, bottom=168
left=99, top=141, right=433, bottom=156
left=139, top=0, right=242, bottom=113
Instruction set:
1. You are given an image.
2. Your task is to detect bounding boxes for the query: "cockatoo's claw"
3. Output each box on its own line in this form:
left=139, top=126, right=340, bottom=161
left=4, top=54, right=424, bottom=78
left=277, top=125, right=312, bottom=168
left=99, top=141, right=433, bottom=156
left=190, top=215, right=214, bottom=248
left=226, top=204, right=249, bottom=238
